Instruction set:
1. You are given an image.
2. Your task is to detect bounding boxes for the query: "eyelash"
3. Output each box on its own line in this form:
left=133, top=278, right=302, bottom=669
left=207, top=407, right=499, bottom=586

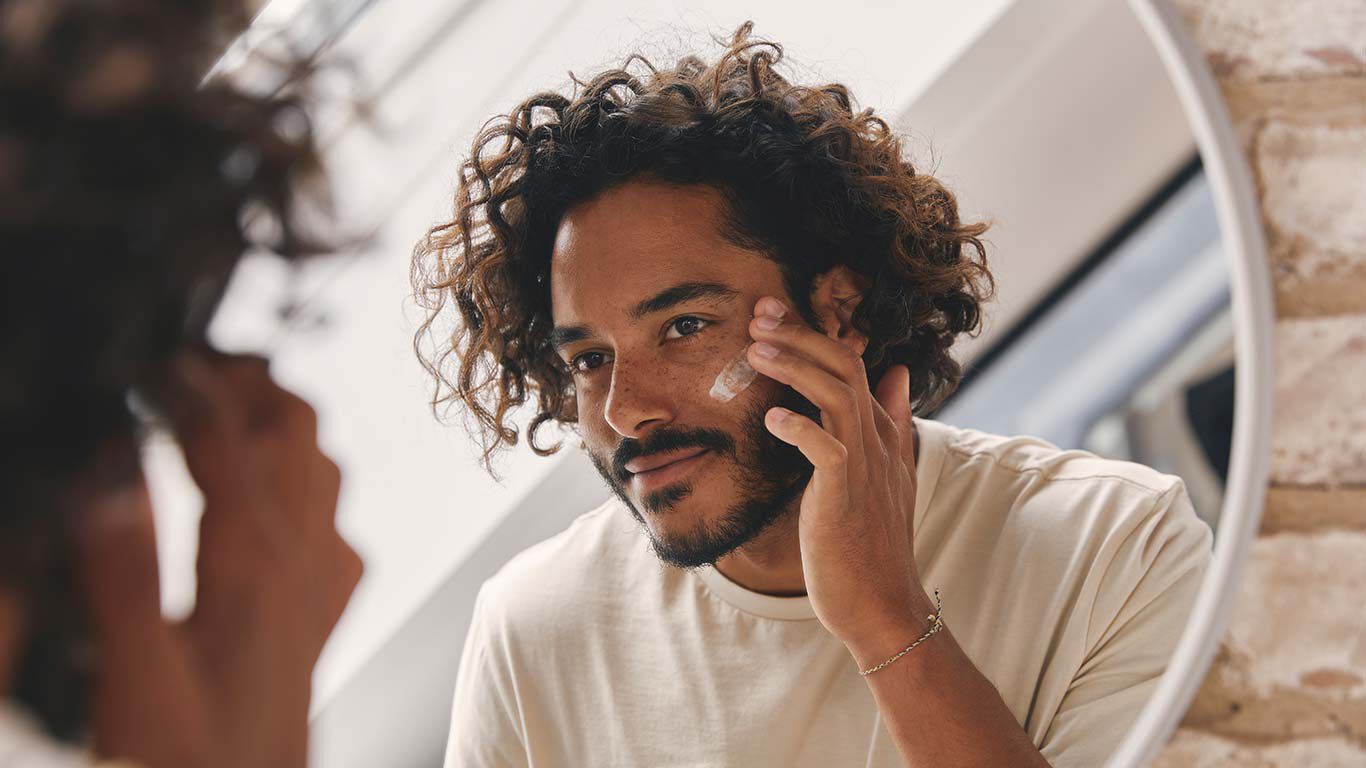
left=569, top=316, right=713, bottom=374
left=664, top=315, right=711, bottom=340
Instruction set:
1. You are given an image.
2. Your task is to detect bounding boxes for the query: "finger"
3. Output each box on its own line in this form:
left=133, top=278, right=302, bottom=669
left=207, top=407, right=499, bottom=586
left=873, top=364, right=913, bottom=457
left=175, top=351, right=312, bottom=441
left=211, top=359, right=331, bottom=526
left=69, top=459, right=196, bottom=764
left=749, top=299, right=871, bottom=392
left=161, top=352, right=305, bottom=511
left=764, top=405, right=850, bottom=475
left=317, top=453, right=344, bottom=523
left=750, top=297, right=882, bottom=460
left=165, top=354, right=272, bottom=564
left=174, top=352, right=322, bottom=509
left=874, top=365, right=913, bottom=424
left=763, top=406, right=854, bottom=529
left=195, top=419, right=333, bottom=582
left=191, top=359, right=337, bottom=615
left=203, top=353, right=318, bottom=442
left=746, top=341, right=864, bottom=455
left=163, top=352, right=247, bottom=466
left=183, top=358, right=302, bottom=577
left=74, top=473, right=163, bottom=635
left=321, top=533, right=363, bottom=637
left=69, top=459, right=221, bottom=764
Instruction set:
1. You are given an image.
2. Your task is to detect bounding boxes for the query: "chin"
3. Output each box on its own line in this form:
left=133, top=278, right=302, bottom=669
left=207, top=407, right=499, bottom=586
left=636, top=487, right=758, bottom=569
left=638, top=487, right=711, bottom=530
left=634, top=485, right=688, bottom=516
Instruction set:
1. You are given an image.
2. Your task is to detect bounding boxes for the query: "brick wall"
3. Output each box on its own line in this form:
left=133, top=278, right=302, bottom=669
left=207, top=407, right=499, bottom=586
left=1155, top=1, right=1366, bottom=764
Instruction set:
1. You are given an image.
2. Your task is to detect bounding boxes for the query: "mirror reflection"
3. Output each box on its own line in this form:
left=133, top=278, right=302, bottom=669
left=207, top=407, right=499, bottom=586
left=2, top=1, right=1239, bottom=767
left=356, top=3, right=1228, bottom=767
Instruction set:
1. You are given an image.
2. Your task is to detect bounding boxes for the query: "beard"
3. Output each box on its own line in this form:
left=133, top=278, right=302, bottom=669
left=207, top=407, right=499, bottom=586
left=586, top=384, right=819, bottom=569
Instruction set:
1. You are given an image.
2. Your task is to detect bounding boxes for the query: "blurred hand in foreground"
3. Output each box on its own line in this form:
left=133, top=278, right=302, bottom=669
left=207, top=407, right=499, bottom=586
left=75, top=353, right=362, bottom=768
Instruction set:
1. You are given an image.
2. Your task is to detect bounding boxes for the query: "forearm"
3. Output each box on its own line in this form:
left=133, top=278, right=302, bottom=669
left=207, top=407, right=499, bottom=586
left=849, top=616, right=1052, bottom=768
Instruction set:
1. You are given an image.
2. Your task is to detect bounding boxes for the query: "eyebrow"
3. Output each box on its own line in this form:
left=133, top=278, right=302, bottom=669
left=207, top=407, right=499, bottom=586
left=630, top=281, right=739, bottom=319
left=549, top=281, right=740, bottom=351
left=548, top=325, right=591, bottom=350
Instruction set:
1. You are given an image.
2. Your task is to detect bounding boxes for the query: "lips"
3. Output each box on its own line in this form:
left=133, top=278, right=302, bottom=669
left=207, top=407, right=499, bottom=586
left=625, top=446, right=711, bottom=475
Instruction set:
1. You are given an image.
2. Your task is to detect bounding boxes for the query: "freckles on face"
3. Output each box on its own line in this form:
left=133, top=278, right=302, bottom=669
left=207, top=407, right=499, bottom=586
left=576, top=324, right=739, bottom=445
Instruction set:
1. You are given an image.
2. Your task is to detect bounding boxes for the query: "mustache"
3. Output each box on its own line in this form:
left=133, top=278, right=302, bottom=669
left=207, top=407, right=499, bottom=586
left=611, top=426, right=736, bottom=481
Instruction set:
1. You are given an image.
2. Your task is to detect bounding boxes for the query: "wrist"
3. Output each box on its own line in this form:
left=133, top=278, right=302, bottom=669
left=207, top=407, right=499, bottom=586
left=842, top=587, right=939, bottom=671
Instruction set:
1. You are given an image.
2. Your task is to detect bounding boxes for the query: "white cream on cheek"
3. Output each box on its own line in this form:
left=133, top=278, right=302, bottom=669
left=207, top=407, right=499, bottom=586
left=709, top=345, right=758, bottom=402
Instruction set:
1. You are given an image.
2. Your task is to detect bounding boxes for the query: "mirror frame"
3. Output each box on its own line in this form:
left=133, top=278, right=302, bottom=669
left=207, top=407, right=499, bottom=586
left=1109, top=1, right=1275, bottom=765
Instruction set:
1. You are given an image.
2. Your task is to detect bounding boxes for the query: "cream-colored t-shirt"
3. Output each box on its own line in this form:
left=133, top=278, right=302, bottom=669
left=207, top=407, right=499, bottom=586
left=446, top=418, right=1213, bottom=767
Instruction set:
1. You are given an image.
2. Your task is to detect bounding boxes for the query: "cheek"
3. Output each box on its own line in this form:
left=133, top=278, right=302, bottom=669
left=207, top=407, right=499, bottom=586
left=573, top=387, right=609, bottom=441
left=734, top=373, right=783, bottom=421
left=700, top=353, right=781, bottom=434
left=573, top=334, right=748, bottom=434
left=576, top=414, right=620, bottom=467
left=686, top=339, right=737, bottom=403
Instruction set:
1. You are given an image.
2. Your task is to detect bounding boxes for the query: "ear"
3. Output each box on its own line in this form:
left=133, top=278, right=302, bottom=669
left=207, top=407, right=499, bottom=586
left=810, top=265, right=870, bottom=356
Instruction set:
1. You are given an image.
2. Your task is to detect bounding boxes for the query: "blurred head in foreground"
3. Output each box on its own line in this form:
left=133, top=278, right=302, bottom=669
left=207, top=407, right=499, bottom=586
left=0, top=0, right=348, bottom=748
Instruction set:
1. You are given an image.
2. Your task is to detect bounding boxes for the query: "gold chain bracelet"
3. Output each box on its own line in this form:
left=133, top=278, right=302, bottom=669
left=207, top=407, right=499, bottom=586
left=858, top=589, right=944, bottom=677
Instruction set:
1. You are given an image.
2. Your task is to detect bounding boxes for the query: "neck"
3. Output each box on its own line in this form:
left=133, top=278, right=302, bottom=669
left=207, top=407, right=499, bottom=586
left=713, top=506, right=807, bottom=595
left=711, top=423, right=920, bottom=597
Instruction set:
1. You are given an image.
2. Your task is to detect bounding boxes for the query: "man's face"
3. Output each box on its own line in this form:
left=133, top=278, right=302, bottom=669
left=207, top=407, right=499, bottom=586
left=549, top=179, right=815, bottom=568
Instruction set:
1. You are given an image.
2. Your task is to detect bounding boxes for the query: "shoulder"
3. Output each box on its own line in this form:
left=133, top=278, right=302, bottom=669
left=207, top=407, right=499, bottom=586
left=933, top=421, right=1181, bottom=497
left=920, top=423, right=1213, bottom=663
left=924, top=421, right=1211, bottom=565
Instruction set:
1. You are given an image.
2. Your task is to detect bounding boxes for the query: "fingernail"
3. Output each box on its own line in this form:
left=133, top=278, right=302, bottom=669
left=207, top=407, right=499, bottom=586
left=752, top=342, right=779, bottom=359
left=768, top=407, right=789, bottom=423
left=757, top=298, right=787, bottom=319
left=755, top=315, right=780, bottom=331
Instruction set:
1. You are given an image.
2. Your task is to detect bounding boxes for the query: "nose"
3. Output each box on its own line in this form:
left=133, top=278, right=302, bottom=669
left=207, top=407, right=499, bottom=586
left=603, top=356, right=675, bottom=439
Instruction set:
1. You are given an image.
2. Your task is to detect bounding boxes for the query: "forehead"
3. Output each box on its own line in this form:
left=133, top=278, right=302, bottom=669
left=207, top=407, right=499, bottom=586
left=549, top=180, right=774, bottom=322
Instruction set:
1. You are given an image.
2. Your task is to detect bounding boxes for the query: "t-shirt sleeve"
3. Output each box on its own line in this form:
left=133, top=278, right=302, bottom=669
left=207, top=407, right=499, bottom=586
left=1038, top=481, right=1213, bottom=768
left=444, top=584, right=530, bottom=768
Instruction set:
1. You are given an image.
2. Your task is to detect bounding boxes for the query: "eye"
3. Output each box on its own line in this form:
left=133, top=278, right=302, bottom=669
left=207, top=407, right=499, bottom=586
left=570, top=350, right=611, bottom=374
left=664, top=316, right=711, bottom=340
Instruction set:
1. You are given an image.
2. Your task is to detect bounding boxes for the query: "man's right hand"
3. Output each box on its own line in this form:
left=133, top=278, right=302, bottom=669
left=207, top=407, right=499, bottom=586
left=76, top=353, right=363, bottom=768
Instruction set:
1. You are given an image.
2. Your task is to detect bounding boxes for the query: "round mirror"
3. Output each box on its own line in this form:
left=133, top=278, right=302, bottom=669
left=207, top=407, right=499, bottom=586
left=146, top=1, right=1273, bottom=765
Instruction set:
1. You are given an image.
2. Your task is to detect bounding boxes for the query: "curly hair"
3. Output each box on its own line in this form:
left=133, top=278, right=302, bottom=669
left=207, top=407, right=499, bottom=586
left=0, top=0, right=328, bottom=737
left=413, top=22, right=993, bottom=473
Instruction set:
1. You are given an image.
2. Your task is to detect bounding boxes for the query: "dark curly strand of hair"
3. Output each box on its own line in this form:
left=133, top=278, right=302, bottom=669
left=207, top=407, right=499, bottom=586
left=1, top=0, right=328, bottom=738
left=412, top=22, right=993, bottom=474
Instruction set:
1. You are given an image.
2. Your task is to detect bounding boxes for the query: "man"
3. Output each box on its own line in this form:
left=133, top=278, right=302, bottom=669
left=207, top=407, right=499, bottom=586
left=414, top=24, right=1211, bottom=767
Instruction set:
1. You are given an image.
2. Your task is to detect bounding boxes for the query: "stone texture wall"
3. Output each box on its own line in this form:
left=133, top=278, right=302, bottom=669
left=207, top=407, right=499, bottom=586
left=1155, top=1, right=1366, bottom=764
